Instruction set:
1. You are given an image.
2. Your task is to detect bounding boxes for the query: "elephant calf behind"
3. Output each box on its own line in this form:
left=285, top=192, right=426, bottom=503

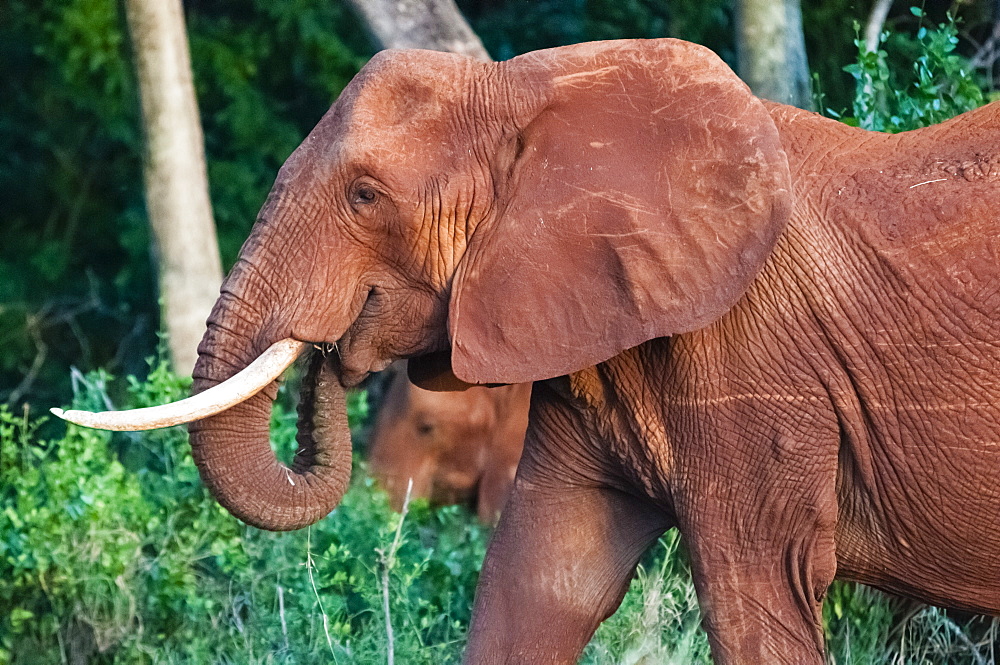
left=366, top=364, right=529, bottom=523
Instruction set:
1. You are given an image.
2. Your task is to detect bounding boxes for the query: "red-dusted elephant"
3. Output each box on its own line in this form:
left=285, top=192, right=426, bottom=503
left=59, top=39, right=1000, bottom=664
left=366, top=364, right=529, bottom=523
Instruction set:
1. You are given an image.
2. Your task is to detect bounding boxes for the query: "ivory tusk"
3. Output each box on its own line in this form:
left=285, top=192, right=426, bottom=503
left=50, top=338, right=310, bottom=431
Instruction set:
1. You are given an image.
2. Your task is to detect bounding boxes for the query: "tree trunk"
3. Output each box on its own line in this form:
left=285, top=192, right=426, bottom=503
left=864, top=0, right=895, bottom=54
left=125, top=0, right=223, bottom=375
left=343, top=0, right=491, bottom=61
left=735, top=0, right=813, bottom=109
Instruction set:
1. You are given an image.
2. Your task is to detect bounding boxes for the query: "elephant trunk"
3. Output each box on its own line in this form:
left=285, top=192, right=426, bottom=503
left=188, top=302, right=352, bottom=531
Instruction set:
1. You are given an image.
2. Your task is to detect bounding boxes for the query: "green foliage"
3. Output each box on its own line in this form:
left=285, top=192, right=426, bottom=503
left=0, top=362, right=486, bottom=663
left=0, top=364, right=712, bottom=664
left=583, top=532, right=711, bottom=665
left=459, top=0, right=672, bottom=61
left=0, top=0, right=367, bottom=412
left=4, top=366, right=1000, bottom=663
left=824, top=582, right=897, bottom=664
left=824, top=582, right=1000, bottom=664
left=664, top=0, right=733, bottom=59
left=2, top=365, right=705, bottom=664
left=844, top=11, right=986, bottom=132
left=1, top=393, right=153, bottom=662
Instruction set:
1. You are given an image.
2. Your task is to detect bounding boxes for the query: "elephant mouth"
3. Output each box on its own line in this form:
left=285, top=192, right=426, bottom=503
left=336, top=355, right=387, bottom=388
left=334, top=284, right=454, bottom=388
left=329, top=285, right=392, bottom=387
left=331, top=336, right=394, bottom=388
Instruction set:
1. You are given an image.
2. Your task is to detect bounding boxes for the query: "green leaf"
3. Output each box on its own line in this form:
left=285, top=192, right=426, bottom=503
left=9, top=608, right=33, bottom=630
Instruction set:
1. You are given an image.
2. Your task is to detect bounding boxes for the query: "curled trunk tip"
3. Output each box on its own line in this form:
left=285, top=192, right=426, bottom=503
left=189, top=340, right=354, bottom=531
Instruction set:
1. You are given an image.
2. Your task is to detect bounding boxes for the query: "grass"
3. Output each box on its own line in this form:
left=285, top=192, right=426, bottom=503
left=583, top=532, right=710, bottom=665
left=2, top=361, right=998, bottom=664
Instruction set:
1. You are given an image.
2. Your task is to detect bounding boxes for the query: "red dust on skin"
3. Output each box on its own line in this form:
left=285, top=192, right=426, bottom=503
left=176, top=38, right=1000, bottom=665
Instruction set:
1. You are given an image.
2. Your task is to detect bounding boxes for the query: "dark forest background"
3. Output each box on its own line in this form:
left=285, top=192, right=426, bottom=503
left=3, top=0, right=999, bottom=418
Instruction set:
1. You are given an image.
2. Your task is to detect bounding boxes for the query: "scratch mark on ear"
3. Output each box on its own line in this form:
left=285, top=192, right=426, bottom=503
left=908, top=178, right=947, bottom=189
left=552, top=66, right=622, bottom=88
left=560, top=181, right=662, bottom=217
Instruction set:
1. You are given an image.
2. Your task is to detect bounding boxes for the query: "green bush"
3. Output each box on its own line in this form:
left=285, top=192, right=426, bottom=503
left=6, top=362, right=997, bottom=664
left=0, top=364, right=713, bottom=664
left=843, top=8, right=987, bottom=132
left=0, top=362, right=489, bottom=664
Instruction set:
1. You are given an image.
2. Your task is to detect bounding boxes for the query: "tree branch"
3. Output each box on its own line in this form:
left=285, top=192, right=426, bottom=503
left=865, top=0, right=895, bottom=53
left=343, top=0, right=491, bottom=61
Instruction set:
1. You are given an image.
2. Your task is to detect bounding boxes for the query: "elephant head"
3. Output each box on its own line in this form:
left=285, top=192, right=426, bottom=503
left=367, top=364, right=530, bottom=523
left=55, top=39, right=790, bottom=531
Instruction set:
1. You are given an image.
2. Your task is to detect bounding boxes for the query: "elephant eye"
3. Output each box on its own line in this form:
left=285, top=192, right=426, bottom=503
left=351, top=184, right=379, bottom=207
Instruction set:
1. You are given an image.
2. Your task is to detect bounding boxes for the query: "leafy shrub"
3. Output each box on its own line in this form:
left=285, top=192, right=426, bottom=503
left=844, top=8, right=986, bottom=132
left=0, top=360, right=494, bottom=664
left=6, top=363, right=996, bottom=665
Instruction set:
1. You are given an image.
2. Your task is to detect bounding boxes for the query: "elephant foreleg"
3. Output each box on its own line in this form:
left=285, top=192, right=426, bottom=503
left=464, top=481, right=669, bottom=663
left=684, top=528, right=836, bottom=665
left=463, top=397, right=670, bottom=664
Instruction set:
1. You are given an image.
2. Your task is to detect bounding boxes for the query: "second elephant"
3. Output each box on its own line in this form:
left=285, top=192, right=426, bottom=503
left=367, top=365, right=529, bottom=523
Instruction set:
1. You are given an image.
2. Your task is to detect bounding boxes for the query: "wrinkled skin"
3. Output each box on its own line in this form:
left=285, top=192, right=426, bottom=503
left=367, top=364, right=529, bottom=523
left=187, top=39, right=1000, bottom=664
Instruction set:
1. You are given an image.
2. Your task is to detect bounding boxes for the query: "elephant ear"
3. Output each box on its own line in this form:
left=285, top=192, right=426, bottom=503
left=448, top=40, right=792, bottom=385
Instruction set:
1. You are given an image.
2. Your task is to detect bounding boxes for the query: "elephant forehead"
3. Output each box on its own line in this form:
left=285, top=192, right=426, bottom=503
left=278, top=52, right=482, bottom=182
left=351, top=74, right=446, bottom=130
left=333, top=53, right=480, bottom=158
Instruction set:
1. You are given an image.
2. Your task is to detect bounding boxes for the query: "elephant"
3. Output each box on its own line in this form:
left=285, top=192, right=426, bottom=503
left=54, top=38, right=1000, bottom=664
left=366, top=363, right=529, bottom=523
